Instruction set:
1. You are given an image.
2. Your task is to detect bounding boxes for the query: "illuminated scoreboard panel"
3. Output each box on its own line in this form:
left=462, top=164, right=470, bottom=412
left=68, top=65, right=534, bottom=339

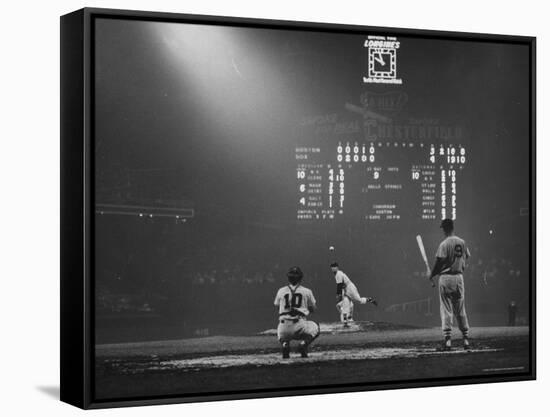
left=296, top=142, right=467, bottom=222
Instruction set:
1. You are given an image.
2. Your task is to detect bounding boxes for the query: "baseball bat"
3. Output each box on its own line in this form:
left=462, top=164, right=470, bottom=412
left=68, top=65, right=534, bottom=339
left=416, top=234, right=432, bottom=276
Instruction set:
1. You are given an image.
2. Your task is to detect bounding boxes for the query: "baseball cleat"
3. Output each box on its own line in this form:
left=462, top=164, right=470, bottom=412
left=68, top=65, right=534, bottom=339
left=366, top=297, right=378, bottom=306
left=298, top=341, right=309, bottom=358
left=281, top=342, right=290, bottom=359
left=437, top=344, right=452, bottom=352
left=463, top=338, right=472, bottom=350
left=437, top=337, right=452, bottom=352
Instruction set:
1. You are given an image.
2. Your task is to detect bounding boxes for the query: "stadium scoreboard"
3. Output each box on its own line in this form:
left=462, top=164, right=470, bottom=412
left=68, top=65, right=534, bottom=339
left=296, top=142, right=467, bottom=222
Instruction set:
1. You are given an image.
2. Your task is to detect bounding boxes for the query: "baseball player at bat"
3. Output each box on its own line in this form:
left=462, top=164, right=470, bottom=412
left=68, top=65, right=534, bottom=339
left=274, top=267, right=321, bottom=359
left=330, top=262, right=377, bottom=319
left=428, top=219, right=471, bottom=351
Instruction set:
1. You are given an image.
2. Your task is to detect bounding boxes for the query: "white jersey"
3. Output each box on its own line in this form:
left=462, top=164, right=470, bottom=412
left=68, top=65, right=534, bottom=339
left=334, top=269, right=365, bottom=304
left=334, top=270, right=353, bottom=287
left=274, top=285, right=316, bottom=317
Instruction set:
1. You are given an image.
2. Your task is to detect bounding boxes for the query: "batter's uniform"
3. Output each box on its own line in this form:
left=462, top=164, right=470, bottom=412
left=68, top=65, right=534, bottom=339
left=436, top=235, right=471, bottom=338
left=274, top=284, right=320, bottom=343
left=334, top=270, right=366, bottom=304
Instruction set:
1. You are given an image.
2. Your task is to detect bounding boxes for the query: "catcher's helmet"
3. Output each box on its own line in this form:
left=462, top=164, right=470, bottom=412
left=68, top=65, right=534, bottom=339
left=287, top=266, right=303, bottom=285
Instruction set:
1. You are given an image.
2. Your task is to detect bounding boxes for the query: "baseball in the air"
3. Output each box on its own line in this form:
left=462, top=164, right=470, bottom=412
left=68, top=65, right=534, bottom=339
left=329, top=246, right=335, bottom=251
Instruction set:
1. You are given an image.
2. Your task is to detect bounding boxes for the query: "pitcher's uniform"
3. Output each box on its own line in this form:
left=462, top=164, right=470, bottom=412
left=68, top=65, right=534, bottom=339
left=436, top=235, right=470, bottom=338
left=274, top=284, right=320, bottom=342
left=334, top=270, right=366, bottom=304
left=336, top=295, right=354, bottom=323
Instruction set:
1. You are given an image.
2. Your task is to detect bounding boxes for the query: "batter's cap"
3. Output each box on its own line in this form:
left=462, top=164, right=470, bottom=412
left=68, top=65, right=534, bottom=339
left=440, top=218, right=454, bottom=230
left=330, top=262, right=339, bottom=267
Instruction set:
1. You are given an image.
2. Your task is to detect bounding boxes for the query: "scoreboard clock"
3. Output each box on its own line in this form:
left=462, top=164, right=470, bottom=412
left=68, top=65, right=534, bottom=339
left=368, top=47, right=398, bottom=79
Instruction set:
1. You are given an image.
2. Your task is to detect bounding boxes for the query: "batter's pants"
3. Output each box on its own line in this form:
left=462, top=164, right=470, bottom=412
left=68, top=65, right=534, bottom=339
left=438, top=274, right=470, bottom=338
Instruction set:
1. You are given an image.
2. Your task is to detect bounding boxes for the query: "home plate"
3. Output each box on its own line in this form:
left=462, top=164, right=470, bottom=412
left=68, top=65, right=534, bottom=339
left=154, top=346, right=502, bottom=371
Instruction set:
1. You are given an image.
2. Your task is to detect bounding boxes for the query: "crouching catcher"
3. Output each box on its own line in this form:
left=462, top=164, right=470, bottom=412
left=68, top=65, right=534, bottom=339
left=274, top=266, right=321, bottom=358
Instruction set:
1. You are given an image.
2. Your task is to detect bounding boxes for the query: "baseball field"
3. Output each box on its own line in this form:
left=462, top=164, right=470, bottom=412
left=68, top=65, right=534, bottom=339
left=94, top=323, right=530, bottom=400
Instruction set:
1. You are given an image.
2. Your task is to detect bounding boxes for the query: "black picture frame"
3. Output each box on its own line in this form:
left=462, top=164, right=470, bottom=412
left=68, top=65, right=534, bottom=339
left=60, top=7, right=536, bottom=409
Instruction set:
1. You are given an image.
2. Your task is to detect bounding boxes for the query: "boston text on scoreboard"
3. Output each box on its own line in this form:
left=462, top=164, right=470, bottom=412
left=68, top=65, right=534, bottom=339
left=296, top=140, right=467, bottom=222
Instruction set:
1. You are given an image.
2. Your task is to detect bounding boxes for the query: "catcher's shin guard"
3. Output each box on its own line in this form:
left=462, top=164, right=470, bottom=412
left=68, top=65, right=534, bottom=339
left=281, top=342, right=290, bottom=359
left=298, top=341, right=308, bottom=358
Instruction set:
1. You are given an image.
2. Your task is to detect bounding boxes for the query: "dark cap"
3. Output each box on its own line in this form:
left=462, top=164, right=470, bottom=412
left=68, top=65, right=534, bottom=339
left=287, top=266, right=303, bottom=285
left=330, top=262, right=339, bottom=268
left=287, top=266, right=303, bottom=278
left=440, top=218, right=454, bottom=231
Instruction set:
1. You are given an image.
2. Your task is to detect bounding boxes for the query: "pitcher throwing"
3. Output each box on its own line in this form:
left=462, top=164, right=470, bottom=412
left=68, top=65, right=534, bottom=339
left=330, top=262, right=377, bottom=318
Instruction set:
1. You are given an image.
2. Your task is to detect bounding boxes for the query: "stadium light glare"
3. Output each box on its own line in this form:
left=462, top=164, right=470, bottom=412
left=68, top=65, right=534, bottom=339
left=150, top=21, right=291, bottom=148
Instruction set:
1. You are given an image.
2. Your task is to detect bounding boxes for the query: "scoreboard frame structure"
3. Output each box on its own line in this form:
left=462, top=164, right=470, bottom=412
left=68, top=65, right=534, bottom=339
left=60, top=7, right=536, bottom=409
